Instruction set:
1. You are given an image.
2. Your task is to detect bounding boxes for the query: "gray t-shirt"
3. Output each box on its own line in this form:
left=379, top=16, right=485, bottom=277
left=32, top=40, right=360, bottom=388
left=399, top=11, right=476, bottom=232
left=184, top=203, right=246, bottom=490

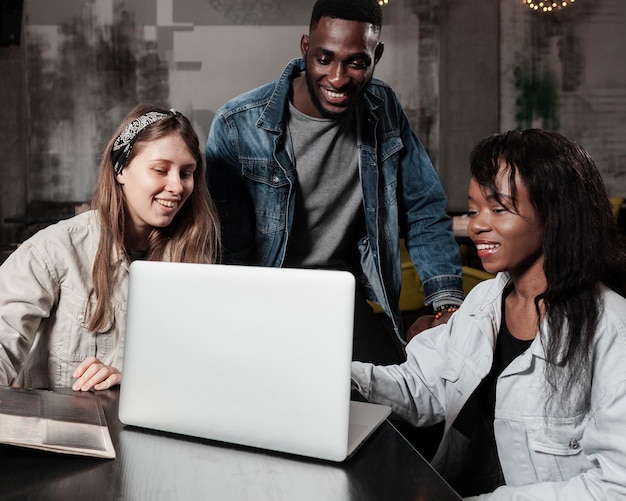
left=283, top=102, right=363, bottom=270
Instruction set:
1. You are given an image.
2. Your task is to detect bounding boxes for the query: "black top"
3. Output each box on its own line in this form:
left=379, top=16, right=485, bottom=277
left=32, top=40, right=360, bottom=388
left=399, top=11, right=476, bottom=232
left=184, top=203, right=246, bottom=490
left=126, top=249, right=147, bottom=262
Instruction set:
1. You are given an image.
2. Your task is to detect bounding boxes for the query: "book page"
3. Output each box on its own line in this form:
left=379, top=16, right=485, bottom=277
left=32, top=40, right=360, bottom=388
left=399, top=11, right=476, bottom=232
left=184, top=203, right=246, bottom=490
left=0, top=387, right=115, bottom=459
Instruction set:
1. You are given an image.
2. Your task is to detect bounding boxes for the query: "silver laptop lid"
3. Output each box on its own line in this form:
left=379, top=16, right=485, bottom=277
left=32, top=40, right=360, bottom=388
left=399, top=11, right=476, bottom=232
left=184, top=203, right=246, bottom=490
left=119, top=262, right=358, bottom=461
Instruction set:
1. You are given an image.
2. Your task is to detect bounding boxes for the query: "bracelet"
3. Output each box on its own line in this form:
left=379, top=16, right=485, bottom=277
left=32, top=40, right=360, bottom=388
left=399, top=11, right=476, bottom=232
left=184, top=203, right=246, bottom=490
left=434, top=305, right=459, bottom=320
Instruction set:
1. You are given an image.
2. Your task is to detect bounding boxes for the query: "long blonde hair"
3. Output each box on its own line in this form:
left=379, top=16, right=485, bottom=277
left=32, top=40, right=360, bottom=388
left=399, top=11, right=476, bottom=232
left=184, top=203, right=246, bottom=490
left=89, top=104, right=221, bottom=331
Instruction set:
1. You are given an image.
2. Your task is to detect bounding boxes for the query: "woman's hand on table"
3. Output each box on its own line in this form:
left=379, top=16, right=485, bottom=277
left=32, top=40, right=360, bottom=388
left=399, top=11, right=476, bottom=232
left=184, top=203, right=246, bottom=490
left=72, top=356, right=121, bottom=391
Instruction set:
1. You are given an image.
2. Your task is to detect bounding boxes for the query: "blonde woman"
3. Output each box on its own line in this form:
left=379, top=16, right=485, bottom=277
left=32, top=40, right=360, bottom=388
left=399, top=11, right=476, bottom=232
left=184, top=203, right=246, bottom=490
left=0, top=104, right=220, bottom=391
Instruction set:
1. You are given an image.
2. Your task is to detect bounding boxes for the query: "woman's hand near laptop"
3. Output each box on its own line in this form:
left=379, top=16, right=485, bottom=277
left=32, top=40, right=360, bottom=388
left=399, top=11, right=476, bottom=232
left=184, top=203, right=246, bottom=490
left=72, top=356, right=121, bottom=391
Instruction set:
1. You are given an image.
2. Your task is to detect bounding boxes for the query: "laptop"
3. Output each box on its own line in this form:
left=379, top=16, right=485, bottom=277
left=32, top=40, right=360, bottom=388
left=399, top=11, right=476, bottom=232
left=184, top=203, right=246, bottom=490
left=118, top=261, right=391, bottom=462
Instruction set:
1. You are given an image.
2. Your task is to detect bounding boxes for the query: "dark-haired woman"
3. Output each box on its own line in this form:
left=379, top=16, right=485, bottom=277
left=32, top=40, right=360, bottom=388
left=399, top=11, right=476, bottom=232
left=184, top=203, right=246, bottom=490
left=352, top=129, right=626, bottom=499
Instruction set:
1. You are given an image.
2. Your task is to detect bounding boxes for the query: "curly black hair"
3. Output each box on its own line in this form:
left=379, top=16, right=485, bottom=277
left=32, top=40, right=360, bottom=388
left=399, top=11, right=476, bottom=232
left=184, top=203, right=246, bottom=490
left=310, top=0, right=382, bottom=32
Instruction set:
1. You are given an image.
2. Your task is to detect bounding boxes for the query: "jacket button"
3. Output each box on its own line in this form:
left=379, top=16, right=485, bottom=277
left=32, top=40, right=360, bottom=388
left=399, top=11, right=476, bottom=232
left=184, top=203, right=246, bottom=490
left=569, top=439, right=580, bottom=450
left=272, top=176, right=279, bottom=183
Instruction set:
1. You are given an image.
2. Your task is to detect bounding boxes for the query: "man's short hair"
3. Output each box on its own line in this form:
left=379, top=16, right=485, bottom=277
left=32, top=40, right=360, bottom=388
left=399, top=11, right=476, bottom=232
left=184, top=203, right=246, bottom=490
left=310, top=0, right=383, bottom=32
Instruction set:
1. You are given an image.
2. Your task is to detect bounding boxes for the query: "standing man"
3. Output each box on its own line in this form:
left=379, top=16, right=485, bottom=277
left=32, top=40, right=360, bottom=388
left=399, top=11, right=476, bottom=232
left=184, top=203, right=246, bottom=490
left=206, top=0, right=463, bottom=365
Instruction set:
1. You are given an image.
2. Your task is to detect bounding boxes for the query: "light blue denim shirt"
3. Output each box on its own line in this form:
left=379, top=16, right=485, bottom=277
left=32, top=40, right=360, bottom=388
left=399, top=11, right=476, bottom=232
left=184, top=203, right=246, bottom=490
left=206, top=58, right=463, bottom=343
left=352, top=272, right=626, bottom=500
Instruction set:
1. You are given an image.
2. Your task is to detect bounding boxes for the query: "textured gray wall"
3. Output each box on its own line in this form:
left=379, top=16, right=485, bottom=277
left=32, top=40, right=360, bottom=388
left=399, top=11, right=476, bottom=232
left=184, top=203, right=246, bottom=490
left=0, top=0, right=625, bottom=243
left=501, top=0, right=626, bottom=199
left=0, top=0, right=426, bottom=244
left=439, top=0, right=499, bottom=212
left=0, top=43, right=26, bottom=244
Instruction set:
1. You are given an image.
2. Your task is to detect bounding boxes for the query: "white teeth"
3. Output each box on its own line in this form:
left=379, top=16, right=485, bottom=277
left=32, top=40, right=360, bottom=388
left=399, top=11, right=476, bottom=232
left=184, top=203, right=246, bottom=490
left=324, top=89, right=345, bottom=98
left=476, top=243, right=499, bottom=250
left=156, top=199, right=176, bottom=208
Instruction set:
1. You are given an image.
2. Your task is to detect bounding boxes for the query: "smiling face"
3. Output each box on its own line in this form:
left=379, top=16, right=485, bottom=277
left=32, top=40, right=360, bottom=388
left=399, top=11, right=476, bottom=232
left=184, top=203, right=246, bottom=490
left=116, top=133, right=196, bottom=248
left=297, top=17, right=383, bottom=119
left=467, top=162, right=545, bottom=277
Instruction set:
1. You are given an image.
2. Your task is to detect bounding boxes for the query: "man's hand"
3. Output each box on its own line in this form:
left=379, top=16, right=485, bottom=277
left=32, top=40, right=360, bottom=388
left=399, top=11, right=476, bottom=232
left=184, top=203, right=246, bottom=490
left=405, top=309, right=455, bottom=344
left=72, top=356, right=121, bottom=392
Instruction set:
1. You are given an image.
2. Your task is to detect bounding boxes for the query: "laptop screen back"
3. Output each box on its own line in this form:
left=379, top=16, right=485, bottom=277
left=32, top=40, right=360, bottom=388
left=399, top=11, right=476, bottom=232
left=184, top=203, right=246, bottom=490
left=119, top=262, right=358, bottom=461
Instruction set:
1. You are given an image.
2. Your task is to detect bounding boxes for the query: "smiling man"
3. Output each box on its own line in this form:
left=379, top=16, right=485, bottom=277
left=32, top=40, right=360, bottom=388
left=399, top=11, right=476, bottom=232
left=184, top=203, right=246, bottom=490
left=205, top=0, right=463, bottom=365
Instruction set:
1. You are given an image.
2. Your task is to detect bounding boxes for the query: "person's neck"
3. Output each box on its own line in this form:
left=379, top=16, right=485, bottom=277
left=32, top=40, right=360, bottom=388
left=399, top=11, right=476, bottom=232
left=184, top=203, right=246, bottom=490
left=125, top=230, right=148, bottom=252
left=509, top=262, right=546, bottom=302
left=290, top=74, right=322, bottom=118
left=506, top=265, right=547, bottom=340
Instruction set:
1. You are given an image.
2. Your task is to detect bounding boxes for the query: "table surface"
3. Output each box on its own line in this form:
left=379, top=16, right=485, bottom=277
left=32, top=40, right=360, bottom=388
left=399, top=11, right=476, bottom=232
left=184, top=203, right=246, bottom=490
left=0, top=388, right=461, bottom=501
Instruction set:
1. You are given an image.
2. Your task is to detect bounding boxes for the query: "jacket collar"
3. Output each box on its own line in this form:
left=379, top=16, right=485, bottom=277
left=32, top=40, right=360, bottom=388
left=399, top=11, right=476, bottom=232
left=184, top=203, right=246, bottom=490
left=482, top=273, right=560, bottom=367
left=257, top=58, right=304, bottom=132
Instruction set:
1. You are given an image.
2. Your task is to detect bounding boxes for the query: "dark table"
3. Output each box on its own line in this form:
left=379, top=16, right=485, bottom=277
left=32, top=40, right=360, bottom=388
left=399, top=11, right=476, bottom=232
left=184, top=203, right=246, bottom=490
left=0, top=388, right=461, bottom=501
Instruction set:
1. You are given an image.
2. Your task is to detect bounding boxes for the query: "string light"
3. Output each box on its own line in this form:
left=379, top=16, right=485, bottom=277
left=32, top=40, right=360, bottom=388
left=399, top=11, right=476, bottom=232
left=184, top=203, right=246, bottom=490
left=522, top=0, right=575, bottom=12
left=378, top=0, right=389, bottom=5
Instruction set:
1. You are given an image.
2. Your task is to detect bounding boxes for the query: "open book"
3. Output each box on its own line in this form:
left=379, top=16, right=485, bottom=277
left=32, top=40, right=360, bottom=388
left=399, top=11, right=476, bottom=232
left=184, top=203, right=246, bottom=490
left=0, top=387, right=115, bottom=459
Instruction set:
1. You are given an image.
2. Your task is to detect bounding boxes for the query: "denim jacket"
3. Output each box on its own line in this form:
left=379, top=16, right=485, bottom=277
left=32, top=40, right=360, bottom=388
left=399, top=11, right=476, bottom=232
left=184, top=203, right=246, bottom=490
left=206, top=58, right=463, bottom=343
left=352, top=272, right=626, bottom=500
left=0, top=211, right=127, bottom=389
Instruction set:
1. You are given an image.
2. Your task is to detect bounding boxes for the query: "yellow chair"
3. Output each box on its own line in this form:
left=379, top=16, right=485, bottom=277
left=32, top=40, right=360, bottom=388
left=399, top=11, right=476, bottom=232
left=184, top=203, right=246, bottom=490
left=462, top=266, right=495, bottom=295
left=368, top=241, right=494, bottom=314
left=368, top=239, right=424, bottom=314
left=610, top=196, right=623, bottom=221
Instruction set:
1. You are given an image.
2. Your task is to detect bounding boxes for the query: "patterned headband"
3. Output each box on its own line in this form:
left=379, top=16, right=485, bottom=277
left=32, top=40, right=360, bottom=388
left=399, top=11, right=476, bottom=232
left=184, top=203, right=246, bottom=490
left=111, top=109, right=176, bottom=175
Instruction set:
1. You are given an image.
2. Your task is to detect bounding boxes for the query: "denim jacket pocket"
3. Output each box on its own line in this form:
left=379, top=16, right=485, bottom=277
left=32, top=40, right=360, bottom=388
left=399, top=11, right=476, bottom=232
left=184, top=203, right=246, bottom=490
left=379, top=135, right=403, bottom=162
left=526, top=416, right=589, bottom=482
left=440, top=351, right=463, bottom=384
left=242, top=162, right=290, bottom=236
left=441, top=347, right=480, bottom=389
left=242, top=162, right=290, bottom=188
left=441, top=349, right=490, bottom=420
left=48, top=286, right=115, bottom=385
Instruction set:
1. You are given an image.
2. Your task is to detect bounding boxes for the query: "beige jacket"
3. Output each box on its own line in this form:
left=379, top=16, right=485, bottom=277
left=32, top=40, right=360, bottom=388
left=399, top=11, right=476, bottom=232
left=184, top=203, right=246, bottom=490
left=0, top=210, right=128, bottom=388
